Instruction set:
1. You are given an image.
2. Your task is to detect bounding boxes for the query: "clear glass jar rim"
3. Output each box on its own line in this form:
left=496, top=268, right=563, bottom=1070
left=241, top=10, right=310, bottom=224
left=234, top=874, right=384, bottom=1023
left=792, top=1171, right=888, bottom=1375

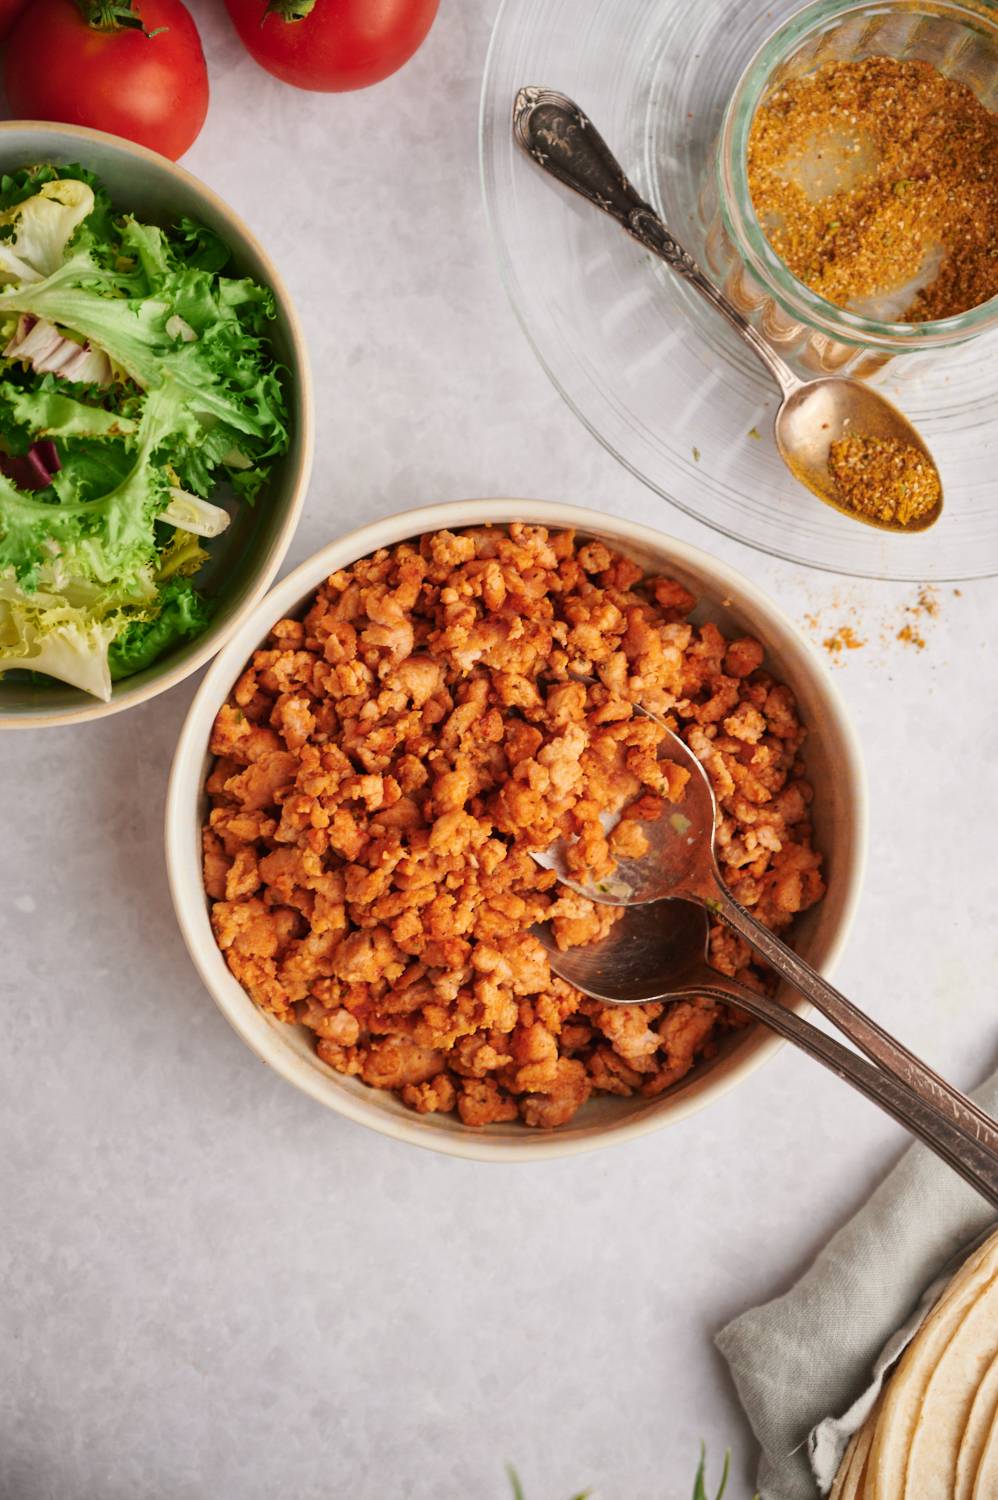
left=719, top=0, right=998, bottom=351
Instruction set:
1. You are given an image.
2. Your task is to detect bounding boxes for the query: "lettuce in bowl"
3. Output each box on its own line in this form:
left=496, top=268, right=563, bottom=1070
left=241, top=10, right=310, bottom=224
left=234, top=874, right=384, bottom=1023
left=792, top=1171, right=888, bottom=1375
left=0, top=163, right=290, bottom=701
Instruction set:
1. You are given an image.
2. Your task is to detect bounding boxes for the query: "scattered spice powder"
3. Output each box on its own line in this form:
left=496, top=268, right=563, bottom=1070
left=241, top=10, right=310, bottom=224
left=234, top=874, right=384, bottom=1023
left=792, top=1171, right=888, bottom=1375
left=748, top=56, right=998, bottom=321
left=895, top=585, right=942, bottom=650
left=822, top=624, right=865, bottom=654
left=897, top=623, right=925, bottom=650
left=828, top=433, right=941, bottom=528
left=916, top=585, right=940, bottom=617
left=803, top=584, right=949, bottom=661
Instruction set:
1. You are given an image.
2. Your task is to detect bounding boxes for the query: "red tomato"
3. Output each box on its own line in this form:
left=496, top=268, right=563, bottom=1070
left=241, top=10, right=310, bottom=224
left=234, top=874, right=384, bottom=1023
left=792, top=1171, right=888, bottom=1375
left=0, top=0, right=28, bottom=39
left=224, top=0, right=440, bottom=92
left=4, top=0, right=209, bottom=161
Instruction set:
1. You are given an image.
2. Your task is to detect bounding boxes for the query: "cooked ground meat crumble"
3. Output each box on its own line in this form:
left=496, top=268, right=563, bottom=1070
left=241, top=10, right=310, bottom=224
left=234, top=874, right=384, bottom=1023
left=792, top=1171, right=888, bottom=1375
left=203, top=525, right=825, bottom=1128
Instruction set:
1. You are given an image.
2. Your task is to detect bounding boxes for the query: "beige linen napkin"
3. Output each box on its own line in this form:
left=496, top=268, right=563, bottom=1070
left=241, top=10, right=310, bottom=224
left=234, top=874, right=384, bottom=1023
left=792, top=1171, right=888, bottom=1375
left=715, top=1071, right=998, bottom=1499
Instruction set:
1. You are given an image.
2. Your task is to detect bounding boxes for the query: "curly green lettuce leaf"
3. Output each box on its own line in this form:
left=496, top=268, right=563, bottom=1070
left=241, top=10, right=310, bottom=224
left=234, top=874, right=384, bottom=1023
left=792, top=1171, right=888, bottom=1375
left=0, top=380, right=198, bottom=587
left=0, top=377, right=143, bottom=504
left=0, top=162, right=108, bottom=217
left=0, top=167, right=68, bottom=215
left=156, top=527, right=209, bottom=581
left=0, top=567, right=207, bottom=698
left=48, top=441, right=135, bottom=507
left=0, top=569, right=133, bottom=700
left=0, top=252, right=169, bottom=385
left=169, top=216, right=231, bottom=274
left=118, top=216, right=172, bottom=284
left=167, top=417, right=261, bottom=499
left=0, top=382, right=138, bottom=440
left=0, top=241, right=289, bottom=456
left=231, top=466, right=269, bottom=506
left=0, top=180, right=96, bottom=285
left=108, top=578, right=209, bottom=680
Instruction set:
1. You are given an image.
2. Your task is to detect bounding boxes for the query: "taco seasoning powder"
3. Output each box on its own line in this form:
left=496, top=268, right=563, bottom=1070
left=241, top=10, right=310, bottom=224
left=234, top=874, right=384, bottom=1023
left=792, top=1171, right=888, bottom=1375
left=748, top=56, right=998, bottom=321
left=828, top=434, right=941, bottom=528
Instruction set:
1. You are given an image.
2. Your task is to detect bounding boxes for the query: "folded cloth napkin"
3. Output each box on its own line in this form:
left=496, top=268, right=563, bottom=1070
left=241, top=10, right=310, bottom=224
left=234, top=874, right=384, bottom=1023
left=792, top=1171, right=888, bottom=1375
left=715, top=1070, right=998, bottom=1499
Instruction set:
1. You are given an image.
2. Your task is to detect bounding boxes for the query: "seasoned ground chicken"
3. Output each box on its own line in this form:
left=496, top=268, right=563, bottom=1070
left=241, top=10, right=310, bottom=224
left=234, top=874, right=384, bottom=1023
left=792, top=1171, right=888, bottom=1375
left=204, top=525, right=825, bottom=1128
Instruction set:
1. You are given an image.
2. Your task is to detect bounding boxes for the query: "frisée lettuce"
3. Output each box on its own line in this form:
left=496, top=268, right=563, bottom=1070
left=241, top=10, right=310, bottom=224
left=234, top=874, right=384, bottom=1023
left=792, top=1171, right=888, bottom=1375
left=0, top=164, right=289, bottom=699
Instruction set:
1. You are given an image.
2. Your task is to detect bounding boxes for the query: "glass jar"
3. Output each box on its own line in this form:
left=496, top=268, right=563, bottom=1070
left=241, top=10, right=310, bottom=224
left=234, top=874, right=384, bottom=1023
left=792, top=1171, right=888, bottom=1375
left=700, top=0, right=998, bottom=384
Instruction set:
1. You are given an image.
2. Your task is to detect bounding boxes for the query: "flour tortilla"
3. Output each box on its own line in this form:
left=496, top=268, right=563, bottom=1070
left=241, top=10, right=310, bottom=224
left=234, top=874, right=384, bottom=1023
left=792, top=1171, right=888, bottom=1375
left=903, top=1271, right=998, bottom=1498
left=830, top=1426, right=865, bottom=1500
left=972, top=1396, right=998, bottom=1500
left=930, top=1228, right=998, bottom=1320
left=869, top=1232, right=998, bottom=1500
left=836, top=1401, right=879, bottom=1499
left=955, top=1349, right=998, bottom=1500
left=848, top=1438, right=875, bottom=1500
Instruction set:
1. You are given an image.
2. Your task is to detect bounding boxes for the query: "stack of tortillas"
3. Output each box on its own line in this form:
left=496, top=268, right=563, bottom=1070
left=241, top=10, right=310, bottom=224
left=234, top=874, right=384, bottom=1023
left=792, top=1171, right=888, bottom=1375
left=831, top=1227, right=998, bottom=1498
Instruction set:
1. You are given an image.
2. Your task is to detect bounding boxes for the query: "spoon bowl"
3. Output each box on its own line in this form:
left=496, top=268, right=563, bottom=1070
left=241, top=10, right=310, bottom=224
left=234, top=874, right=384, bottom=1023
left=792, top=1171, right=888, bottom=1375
left=776, top=378, right=943, bottom=533
left=530, top=687, right=719, bottom=907
left=535, top=899, right=717, bottom=1002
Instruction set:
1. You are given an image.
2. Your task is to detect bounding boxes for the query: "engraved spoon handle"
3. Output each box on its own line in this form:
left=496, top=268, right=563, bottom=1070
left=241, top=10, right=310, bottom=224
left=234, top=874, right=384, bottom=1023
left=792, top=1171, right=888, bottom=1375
left=710, top=883, right=998, bottom=1163
left=691, top=982, right=998, bottom=1209
left=512, top=86, right=799, bottom=395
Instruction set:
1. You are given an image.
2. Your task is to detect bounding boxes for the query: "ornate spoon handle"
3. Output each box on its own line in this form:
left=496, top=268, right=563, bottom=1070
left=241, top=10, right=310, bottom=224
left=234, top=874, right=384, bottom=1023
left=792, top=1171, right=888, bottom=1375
left=712, top=883, right=998, bottom=1164
left=512, top=85, right=798, bottom=393
left=692, top=981, right=998, bottom=1208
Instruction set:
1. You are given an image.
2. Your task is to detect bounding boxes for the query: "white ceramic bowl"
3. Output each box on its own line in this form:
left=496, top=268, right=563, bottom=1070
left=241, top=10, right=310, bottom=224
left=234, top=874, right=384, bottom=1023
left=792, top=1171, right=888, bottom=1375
left=166, top=500, right=867, bottom=1161
left=0, top=121, right=313, bottom=729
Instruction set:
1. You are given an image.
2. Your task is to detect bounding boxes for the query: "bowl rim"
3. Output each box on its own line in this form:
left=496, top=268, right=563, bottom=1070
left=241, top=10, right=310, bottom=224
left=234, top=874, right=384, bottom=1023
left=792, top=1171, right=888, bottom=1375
left=0, top=119, right=315, bottom=730
left=165, top=498, right=868, bottom=1162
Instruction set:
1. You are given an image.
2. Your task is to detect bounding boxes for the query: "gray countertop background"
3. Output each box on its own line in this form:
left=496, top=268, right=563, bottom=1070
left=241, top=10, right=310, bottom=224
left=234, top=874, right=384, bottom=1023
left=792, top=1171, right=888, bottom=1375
left=3, top=3, right=997, bottom=1496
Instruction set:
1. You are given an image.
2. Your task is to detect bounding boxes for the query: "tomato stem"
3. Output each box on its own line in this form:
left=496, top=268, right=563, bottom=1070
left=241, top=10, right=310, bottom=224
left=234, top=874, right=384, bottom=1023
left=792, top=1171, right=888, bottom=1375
left=263, top=0, right=318, bottom=19
left=74, top=0, right=163, bottom=32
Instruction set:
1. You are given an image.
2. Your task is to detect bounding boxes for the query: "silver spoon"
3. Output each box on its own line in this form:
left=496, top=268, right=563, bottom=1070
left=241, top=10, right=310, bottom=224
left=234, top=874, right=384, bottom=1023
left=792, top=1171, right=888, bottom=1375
left=531, top=687, right=998, bottom=1180
left=535, top=902, right=998, bottom=1206
left=513, top=87, right=943, bottom=534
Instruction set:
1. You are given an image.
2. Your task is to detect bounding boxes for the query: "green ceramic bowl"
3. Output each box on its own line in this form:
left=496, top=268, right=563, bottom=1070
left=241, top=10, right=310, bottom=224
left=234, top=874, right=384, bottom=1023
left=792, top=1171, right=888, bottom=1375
left=0, top=121, right=313, bottom=729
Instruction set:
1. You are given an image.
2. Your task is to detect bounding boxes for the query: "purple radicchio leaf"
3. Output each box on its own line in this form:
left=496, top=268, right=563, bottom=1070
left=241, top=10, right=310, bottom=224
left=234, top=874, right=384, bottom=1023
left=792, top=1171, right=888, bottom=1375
left=0, top=439, right=61, bottom=491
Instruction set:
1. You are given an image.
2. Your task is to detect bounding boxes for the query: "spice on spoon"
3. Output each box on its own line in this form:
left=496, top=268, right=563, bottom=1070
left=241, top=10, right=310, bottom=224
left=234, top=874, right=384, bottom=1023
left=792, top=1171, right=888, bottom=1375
left=828, top=433, right=941, bottom=528
left=748, top=56, right=998, bottom=321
